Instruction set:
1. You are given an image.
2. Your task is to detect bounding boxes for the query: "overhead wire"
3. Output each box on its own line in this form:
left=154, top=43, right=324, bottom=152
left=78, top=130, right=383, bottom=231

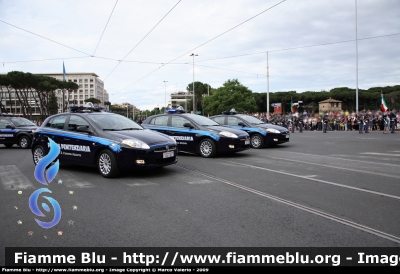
left=194, top=32, right=400, bottom=63
left=0, top=19, right=92, bottom=56
left=3, top=32, right=398, bottom=65
left=103, top=0, right=182, bottom=81
left=111, top=0, right=287, bottom=95
left=92, top=0, right=119, bottom=56
left=112, top=30, right=400, bottom=95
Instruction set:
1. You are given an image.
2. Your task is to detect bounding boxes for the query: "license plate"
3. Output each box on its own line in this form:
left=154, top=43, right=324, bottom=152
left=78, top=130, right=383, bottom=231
left=163, top=151, right=174, bottom=158
left=245, top=140, right=250, bottom=145
left=286, top=135, right=289, bottom=138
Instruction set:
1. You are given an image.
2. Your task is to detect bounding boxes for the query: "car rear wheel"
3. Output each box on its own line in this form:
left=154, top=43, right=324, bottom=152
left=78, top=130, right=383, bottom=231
left=4, top=144, right=13, bottom=148
left=199, top=138, right=217, bottom=158
left=250, top=134, right=264, bottom=149
left=18, top=136, right=31, bottom=148
left=97, top=149, right=120, bottom=178
left=33, top=145, right=45, bottom=165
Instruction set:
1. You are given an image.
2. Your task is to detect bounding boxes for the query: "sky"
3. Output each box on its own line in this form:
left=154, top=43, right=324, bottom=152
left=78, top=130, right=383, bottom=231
left=1, top=0, right=399, bottom=111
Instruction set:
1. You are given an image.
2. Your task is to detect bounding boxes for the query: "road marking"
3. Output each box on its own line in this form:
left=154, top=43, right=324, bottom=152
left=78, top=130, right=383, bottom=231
left=187, top=180, right=213, bottom=184
left=177, top=164, right=400, bottom=244
left=359, top=152, right=400, bottom=157
left=0, top=165, right=35, bottom=190
left=125, top=180, right=158, bottom=187
left=257, top=155, right=400, bottom=179
left=286, top=152, right=400, bottom=167
left=221, top=160, right=400, bottom=200
left=57, top=171, right=94, bottom=188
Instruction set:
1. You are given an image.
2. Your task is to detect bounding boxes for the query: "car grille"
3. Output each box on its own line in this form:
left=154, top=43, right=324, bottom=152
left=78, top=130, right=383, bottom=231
left=154, top=145, right=177, bottom=152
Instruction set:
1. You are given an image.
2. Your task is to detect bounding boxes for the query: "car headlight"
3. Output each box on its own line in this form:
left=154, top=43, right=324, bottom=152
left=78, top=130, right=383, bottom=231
left=266, top=128, right=280, bottom=134
left=122, top=139, right=150, bottom=149
left=219, top=131, right=238, bottom=138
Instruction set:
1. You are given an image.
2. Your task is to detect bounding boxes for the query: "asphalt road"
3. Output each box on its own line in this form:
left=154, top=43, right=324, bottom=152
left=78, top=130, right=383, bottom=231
left=1, top=129, right=399, bottom=266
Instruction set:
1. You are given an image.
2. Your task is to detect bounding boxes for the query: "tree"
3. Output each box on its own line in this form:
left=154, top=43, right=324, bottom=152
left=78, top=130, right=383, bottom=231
left=47, top=91, right=58, bottom=115
left=0, top=71, right=78, bottom=118
left=84, top=97, right=101, bottom=105
left=104, top=101, right=111, bottom=111
left=186, top=81, right=211, bottom=113
left=202, top=79, right=257, bottom=115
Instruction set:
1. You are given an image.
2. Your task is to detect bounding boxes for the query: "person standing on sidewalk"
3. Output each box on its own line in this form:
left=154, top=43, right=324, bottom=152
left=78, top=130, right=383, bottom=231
left=322, top=112, right=328, bottom=133
left=358, top=113, right=364, bottom=134
left=298, top=114, right=304, bottom=133
left=364, top=112, right=370, bottom=133
left=383, top=112, right=389, bottom=134
left=390, top=109, right=397, bottom=133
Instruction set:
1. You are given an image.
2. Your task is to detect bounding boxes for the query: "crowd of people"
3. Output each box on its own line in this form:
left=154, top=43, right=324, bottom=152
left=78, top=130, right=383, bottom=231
left=253, top=109, right=399, bottom=133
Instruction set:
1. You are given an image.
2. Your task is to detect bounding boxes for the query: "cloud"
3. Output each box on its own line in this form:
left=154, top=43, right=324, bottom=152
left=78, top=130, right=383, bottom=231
left=1, top=0, right=399, bottom=110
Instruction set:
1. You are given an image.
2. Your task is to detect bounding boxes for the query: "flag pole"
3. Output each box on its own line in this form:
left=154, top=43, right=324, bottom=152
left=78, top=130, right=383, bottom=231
left=62, top=61, right=66, bottom=112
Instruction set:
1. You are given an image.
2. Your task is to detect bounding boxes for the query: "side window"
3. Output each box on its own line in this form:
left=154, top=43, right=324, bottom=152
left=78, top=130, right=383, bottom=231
left=171, top=116, right=190, bottom=128
left=0, top=119, right=12, bottom=129
left=212, top=116, right=225, bottom=125
left=68, top=115, right=90, bottom=132
left=45, top=115, right=68, bottom=130
left=151, top=116, right=169, bottom=126
left=227, top=117, right=242, bottom=126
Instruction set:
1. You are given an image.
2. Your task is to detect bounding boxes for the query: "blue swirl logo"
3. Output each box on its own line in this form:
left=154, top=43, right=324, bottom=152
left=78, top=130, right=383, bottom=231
left=29, top=138, right=62, bottom=229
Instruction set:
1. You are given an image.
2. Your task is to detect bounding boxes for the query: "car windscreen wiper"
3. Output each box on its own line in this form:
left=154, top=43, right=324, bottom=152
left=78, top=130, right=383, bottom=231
left=121, top=128, right=140, bottom=130
left=103, top=128, right=117, bottom=131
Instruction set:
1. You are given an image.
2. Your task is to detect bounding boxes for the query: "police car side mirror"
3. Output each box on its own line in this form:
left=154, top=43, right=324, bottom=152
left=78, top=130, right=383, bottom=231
left=77, top=126, right=93, bottom=134
left=183, top=123, right=194, bottom=128
left=238, top=122, right=245, bottom=126
left=6, top=125, right=15, bottom=129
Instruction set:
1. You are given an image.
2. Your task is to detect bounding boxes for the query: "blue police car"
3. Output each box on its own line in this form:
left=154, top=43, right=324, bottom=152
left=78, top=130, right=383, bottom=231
left=209, top=110, right=290, bottom=148
left=141, top=108, right=250, bottom=158
left=0, top=115, right=38, bottom=148
left=31, top=105, right=178, bottom=178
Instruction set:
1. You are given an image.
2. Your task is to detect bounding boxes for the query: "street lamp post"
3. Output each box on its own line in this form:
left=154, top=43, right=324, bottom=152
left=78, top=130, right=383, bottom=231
left=266, top=51, right=269, bottom=120
left=355, top=0, right=359, bottom=114
left=190, top=53, right=198, bottom=113
left=164, top=80, right=168, bottom=109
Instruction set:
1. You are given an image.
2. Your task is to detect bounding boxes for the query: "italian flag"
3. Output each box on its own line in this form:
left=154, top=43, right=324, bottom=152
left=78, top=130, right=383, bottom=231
left=381, top=93, right=388, bottom=112
left=290, top=99, right=297, bottom=113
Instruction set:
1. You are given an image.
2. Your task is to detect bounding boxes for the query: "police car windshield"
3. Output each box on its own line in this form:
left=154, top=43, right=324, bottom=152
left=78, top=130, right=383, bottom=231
left=10, top=117, right=36, bottom=127
left=239, top=115, right=265, bottom=125
left=88, top=114, right=143, bottom=131
left=188, top=115, right=220, bottom=126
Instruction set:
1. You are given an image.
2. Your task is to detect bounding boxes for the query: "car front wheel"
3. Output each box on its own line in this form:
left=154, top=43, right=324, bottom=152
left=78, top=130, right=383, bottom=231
left=18, top=136, right=31, bottom=148
left=250, top=134, right=264, bottom=149
left=97, top=149, right=120, bottom=178
left=199, top=138, right=217, bottom=158
left=33, top=145, right=45, bottom=165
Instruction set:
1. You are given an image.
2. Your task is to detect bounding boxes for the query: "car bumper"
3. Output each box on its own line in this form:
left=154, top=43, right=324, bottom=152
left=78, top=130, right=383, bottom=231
left=217, top=136, right=251, bottom=152
left=265, top=132, right=290, bottom=144
left=116, top=144, right=178, bottom=169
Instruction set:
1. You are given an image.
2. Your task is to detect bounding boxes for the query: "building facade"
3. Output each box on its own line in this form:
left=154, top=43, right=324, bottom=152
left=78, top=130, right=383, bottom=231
left=41, top=73, right=109, bottom=112
left=170, top=91, right=193, bottom=109
left=0, top=72, right=108, bottom=117
left=318, top=98, right=342, bottom=113
left=112, top=102, right=140, bottom=119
